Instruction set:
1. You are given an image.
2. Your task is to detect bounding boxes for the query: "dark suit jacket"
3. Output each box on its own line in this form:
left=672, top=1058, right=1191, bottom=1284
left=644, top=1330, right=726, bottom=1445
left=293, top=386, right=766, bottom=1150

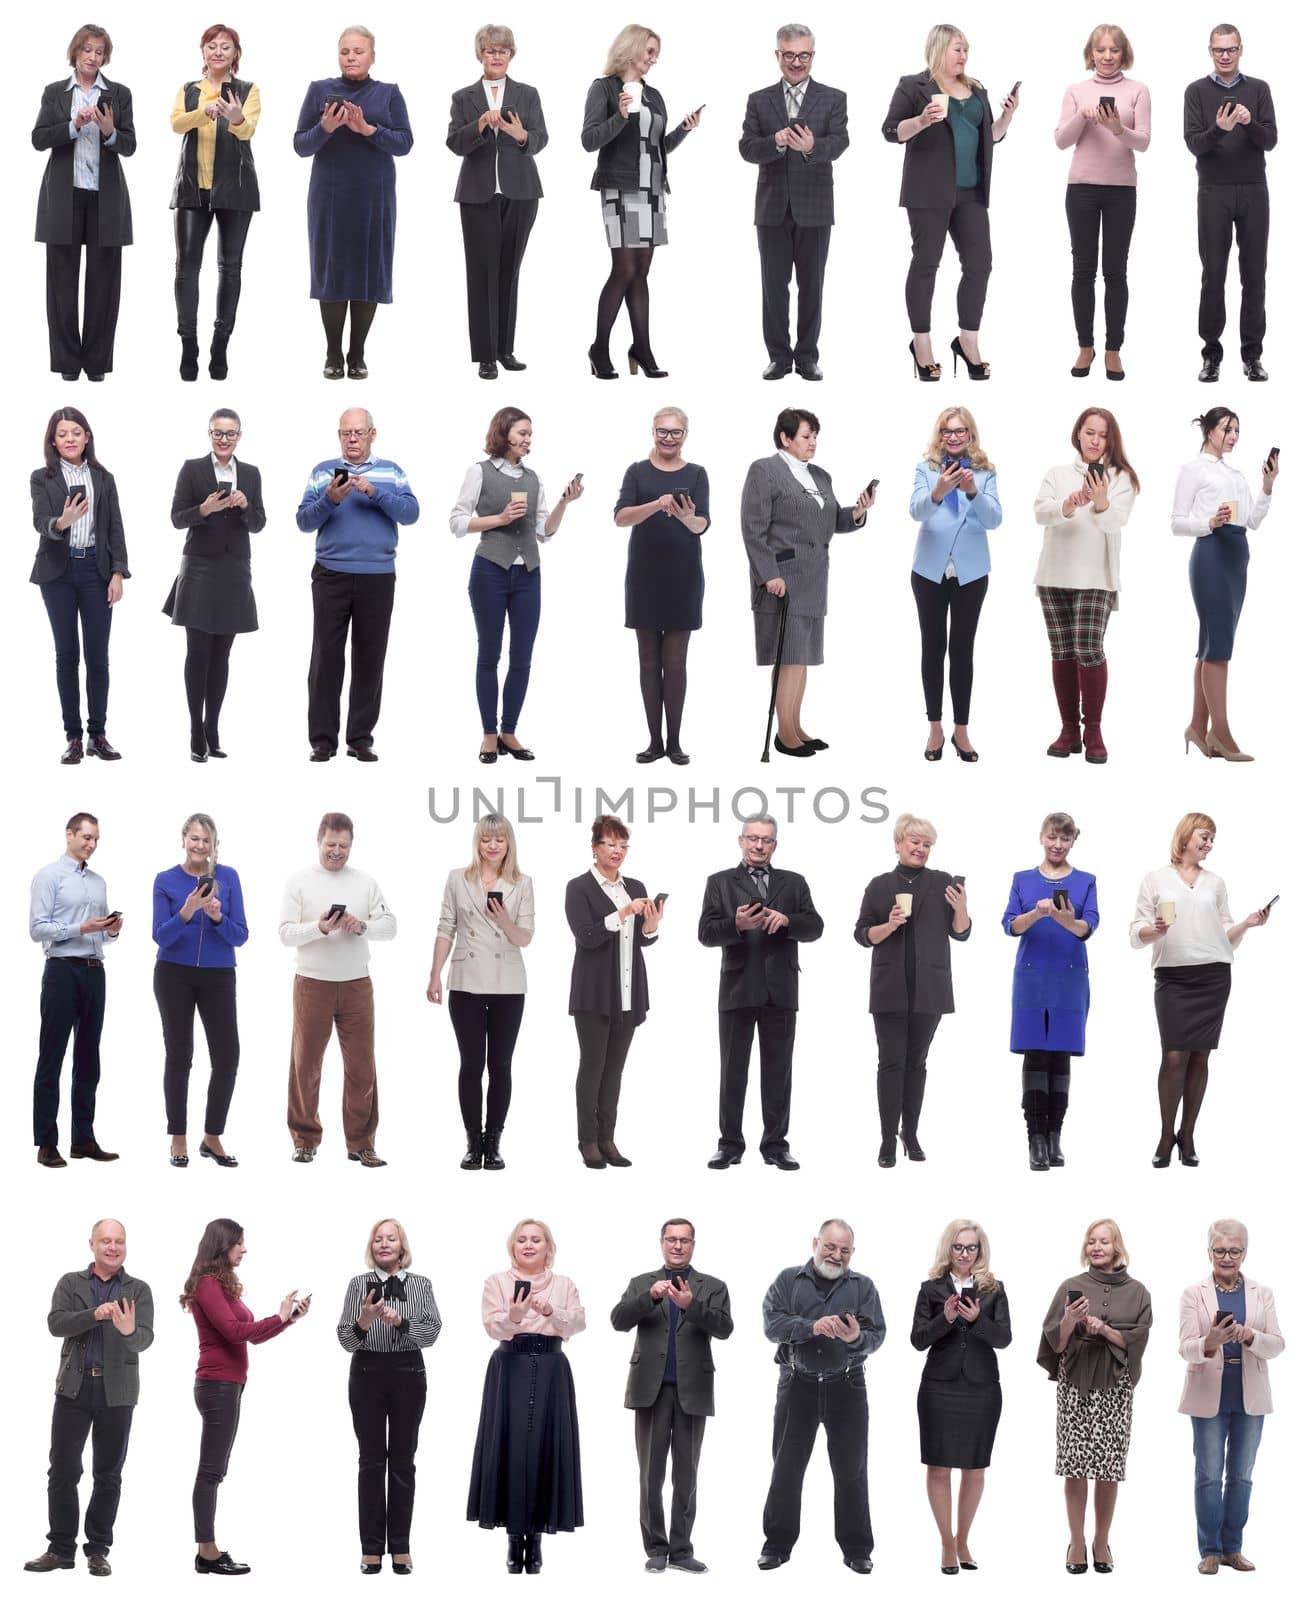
left=611, top=1266, right=733, bottom=1416
left=49, top=1268, right=155, bottom=1407
left=447, top=78, right=547, bottom=201
left=739, top=78, right=849, bottom=226
left=910, top=1274, right=1011, bottom=1385
left=854, top=867, right=970, bottom=1014
left=698, top=865, right=823, bottom=1011
left=566, top=871, right=657, bottom=1025
left=32, top=76, right=136, bottom=245
left=881, top=71, right=1000, bottom=208
left=30, top=464, right=130, bottom=585
left=170, top=457, right=267, bottom=558
left=582, top=76, right=688, bottom=193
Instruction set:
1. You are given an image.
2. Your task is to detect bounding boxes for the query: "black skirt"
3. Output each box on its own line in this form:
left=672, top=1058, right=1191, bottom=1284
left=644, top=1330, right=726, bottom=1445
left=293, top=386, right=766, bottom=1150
left=163, top=553, right=258, bottom=635
left=1153, top=962, right=1232, bottom=1051
left=917, top=1376, right=1002, bottom=1469
left=467, top=1338, right=583, bottom=1536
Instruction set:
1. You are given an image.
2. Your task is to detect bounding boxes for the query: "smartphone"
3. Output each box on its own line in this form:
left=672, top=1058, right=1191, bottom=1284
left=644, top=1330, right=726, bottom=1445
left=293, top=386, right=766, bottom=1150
left=958, top=1286, right=978, bottom=1307
left=486, top=890, right=504, bottom=908
left=106, top=911, right=122, bottom=921
left=1009, top=81, right=1022, bottom=99
left=1220, top=97, right=1237, bottom=115
left=693, top=104, right=706, bottom=115
left=327, top=903, right=346, bottom=923
left=214, top=484, right=231, bottom=500
left=1053, top=887, right=1071, bottom=911
left=1066, top=1287, right=1083, bottom=1306
left=97, top=92, right=112, bottom=112
left=1087, top=460, right=1107, bottom=481
left=790, top=118, right=808, bottom=133
left=326, top=96, right=346, bottom=112
left=572, top=472, right=584, bottom=486
left=68, top=487, right=87, bottom=506
left=654, top=892, right=669, bottom=909
left=1264, top=446, right=1279, bottom=472
left=1098, top=95, right=1116, bottom=110
left=332, top=466, right=350, bottom=486
left=952, top=875, right=967, bottom=888
left=1262, top=894, right=1279, bottom=915
left=865, top=477, right=880, bottom=496
left=670, top=485, right=690, bottom=499
left=197, top=875, right=215, bottom=898
left=512, top=1279, right=532, bottom=1302
left=669, top=1273, right=684, bottom=1289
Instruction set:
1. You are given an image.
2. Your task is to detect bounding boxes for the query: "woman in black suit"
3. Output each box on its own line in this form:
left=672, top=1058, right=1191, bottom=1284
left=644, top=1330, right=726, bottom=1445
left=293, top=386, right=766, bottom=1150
left=565, top=814, right=663, bottom=1169
left=30, top=408, right=129, bottom=764
left=854, top=812, right=971, bottom=1167
left=32, top=24, right=135, bottom=380
left=581, top=24, right=700, bottom=379
left=882, top=24, right=1017, bottom=380
left=446, top=24, right=547, bottom=380
left=911, top=1218, right=1012, bottom=1574
left=165, top=410, right=265, bottom=762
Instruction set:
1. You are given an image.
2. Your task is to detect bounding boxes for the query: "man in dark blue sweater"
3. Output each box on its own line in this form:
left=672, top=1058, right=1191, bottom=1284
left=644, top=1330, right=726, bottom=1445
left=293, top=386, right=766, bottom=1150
left=1183, top=24, right=1278, bottom=381
left=296, top=407, right=420, bottom=761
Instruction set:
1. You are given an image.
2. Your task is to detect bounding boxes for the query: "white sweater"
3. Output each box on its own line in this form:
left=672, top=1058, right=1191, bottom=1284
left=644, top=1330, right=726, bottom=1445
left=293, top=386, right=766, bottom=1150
left=278, top=864, right=397, bottom=979
left=1032, top=460, right=1136, bottom=596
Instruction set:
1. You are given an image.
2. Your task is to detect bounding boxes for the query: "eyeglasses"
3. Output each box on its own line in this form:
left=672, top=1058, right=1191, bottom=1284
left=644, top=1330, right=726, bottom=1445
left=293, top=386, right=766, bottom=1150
left=940, top=426, right=970, bottom=439
left=209, top=429, right=240, bottom=442
left=951, top=1242, right=981, bottom=1256
left=483, top=47, right=511, bottom=57
left=597, top=840, right=630, bottom=852
left=779, top=51, right=813, bottom=65
left=1210, top=45, right=1239, bottom=56
left=742, top=834, right=777, bottom=847
left=1210, top=1246, right=1245, bottom=1259
left=662, top=1235, right=694, bottom=1247
left=338, top=428, right=373, bottom=439
left=654, top=428, right=685, bottom=440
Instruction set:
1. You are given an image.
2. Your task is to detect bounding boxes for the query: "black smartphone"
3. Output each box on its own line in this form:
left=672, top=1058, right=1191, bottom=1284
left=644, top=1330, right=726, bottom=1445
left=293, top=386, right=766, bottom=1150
left=669, top=1273, right=684, bottom=1289
left=327, top=903, right=346, bottom=922
left=68, top=490, right=87, bottom=508
left=1087, top=459, right=1107, bottom=481
left=512, top=1279, right=532, bottom=1302
left=1098, top=95, right=1116, bottom=110
left=572, top=471, right=584, bottom=486
left=197, top=875, right=215, bottom=898
left=692, top=104, right=705, bottom=116
left=332, top=466, right=350, bottom=485
left=1262, top=894, right=1279, bottom=915
left=654, top=892, right=669, bottom=909
left=486, top=890, right=504, bottom=908
left=670, top=485, right=689, bottom=499
left=1009, top=81, right=1022, bottom=99
left=1264, top=446, right=1279, bottom=472
left=106, top=911, right=122, bottom=921
left=1220, top=97, right=1237, bottom=116
left=1053, top=887, right=1071, bottom=911
left=214, top=484, right=231, bottom=499
left=941, top=455, right=961, bottom=473
left=958, top=1286, right=978, bottom=1307
left=790, top=118, right=808, bottom=133
left=326, top=96, right=346, bottom=112
left=865, top=477, right=879, bottom=496
left=952, top=875, right=966, bottom=888
left=97, top=92, right=112, bottom=112
left=1066, top=1287, right=1083, bottom=1306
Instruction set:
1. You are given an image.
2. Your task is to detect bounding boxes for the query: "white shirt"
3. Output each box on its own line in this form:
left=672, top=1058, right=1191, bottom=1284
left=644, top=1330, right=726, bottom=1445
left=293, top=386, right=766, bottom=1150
left=1129, top=865, right=1234, bottom=968
left=776, top=448, right=825, bottom=506
left=210, top=452, right=238, bottom=489
left=1170, top=454, right=1271, bottom=539
left=1033, top=460, right=1137, bottom=596
left=450, top=459, right=551, bottom=563
left=591, top=866, right=635, bottom=1012
left=481, top=78, right=506, bottom=193
left=59, top=461, right=94, bottom=550
left=68, top=72, right=117, bottom=189
left=950, top=1273, right=976, bottom=1294
left=277, top=864, right=398, bottom=980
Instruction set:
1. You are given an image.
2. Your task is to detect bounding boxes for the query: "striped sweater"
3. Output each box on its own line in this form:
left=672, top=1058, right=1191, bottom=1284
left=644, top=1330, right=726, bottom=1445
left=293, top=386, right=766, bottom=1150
left=295, top=454, right=420, bottom=574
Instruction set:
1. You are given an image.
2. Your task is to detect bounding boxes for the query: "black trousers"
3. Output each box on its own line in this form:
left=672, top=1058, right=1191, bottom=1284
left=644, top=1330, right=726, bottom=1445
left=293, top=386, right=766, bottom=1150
left=45, top=188, right=123, bottom=376
left=905, top=189, right=991, bottom=332
left=635, top=1383, right=706, bottom=1560
left=910, top=571, right=988, bottom=724
left=873, top=1010, right=943, bottom=1141
left=762, top=1368, right=872, bottom=1560
left=448, top=989, right=524, bottom=1132
left=192, top=1380, right=243, bottom=1543
left=1065, top=183, right=1137, bottom=349
left=307, top=562, right=396, bottom=750
left=47, top=1379, right=134, bottom=1558
left=459, top=197, right=539, bottom=362
left=174, top=200, right=254, bottom=337
left=349, top=1354, right=428, bottom=1556
left=574, top=1011, right=636, bottom=1143
left=717, top=1004, right=796, bottom=1158
left=34, top=958, right=105, bottom=1147
left=153, top=961, right=240, bottom=1136
left=1197, top=182, right=1269, bottom=361
left=756, top=212, right=831, bottom=363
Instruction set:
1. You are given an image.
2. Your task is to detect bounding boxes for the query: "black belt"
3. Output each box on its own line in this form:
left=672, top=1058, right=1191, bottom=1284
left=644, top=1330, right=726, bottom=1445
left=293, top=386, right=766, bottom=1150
left=50, top=956, right=104, bottom=968
left=784, top=1363, right=861, bottom=1384
left=503, top=1335, right=561, bottom=1355
left=84, top=1367, right=104, bottom=1377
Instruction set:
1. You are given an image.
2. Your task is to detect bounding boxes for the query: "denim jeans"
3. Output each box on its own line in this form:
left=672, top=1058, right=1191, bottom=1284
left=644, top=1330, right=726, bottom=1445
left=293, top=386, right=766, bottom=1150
left=41, top=554, right=113, bottom=738
left=1192, top=1411, right=1263, bottom=1557
left=468, top=556, right=541, bottom=734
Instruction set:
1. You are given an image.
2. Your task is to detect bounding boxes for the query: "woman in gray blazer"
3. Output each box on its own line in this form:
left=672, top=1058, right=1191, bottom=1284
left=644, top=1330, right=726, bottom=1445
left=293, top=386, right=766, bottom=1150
left=446, top=25, right=547, bottom=379
left=427, top=813, right=534, bottom=1171
left=741, top=407, right=872, bottom=756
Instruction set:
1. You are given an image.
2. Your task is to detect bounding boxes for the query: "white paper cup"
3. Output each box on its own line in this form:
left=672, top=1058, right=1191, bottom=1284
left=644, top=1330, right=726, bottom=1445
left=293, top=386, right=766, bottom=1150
left=1223, top=500, right=1239, bottom=521
left=895, top=893, right=913, bottom=917
left=623, top=80, right=643, bottom=112
left=931, top=93, right=950, bottom=114
left=1158, top=901, right=1176, bottom=925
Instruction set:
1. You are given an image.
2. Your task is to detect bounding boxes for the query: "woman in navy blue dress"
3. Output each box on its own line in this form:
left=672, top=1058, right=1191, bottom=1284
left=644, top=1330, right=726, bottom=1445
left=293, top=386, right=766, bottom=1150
left=1002, top=812, right=1099, bottom=1171
left=293, top=27, right=413, bottom=379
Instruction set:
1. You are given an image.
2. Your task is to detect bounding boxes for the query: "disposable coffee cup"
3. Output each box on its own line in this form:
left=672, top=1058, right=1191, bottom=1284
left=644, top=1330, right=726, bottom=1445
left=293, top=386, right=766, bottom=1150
left=623, top=80, right=643, bottom=112
left=931, top=93, right=950, bottom=114
left=1158, top=901, right=1176, bottom=925
left=895, top=893, right=913, bottom=917
left=1223, top=500, right=1239, bottom=521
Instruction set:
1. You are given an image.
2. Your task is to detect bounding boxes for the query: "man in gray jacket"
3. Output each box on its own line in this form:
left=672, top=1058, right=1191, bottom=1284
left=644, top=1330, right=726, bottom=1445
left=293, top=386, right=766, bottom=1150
left=25, top=1219, right=154, bottom=1576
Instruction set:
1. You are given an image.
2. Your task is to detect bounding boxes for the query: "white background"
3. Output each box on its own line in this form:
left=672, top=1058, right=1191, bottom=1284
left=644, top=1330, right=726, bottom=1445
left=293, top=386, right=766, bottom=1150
left=5, top=0, right=1301, bottom=1592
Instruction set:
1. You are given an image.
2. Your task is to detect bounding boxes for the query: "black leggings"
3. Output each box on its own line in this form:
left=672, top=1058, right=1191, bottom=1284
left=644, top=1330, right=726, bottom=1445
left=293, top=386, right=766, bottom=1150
left=595, top=246, right=655, bottom=356
left=174, top=201, right=253, bottom=337
left=154, top=961, right=240, bottom=1136
left=448, top=990, right=524, bottom=1133
left=910, top=571, right=988, bottom=723
left=184, top=630, right=235, bottom=749
left=635, top=629, right=690, bottom=749
left=193, top=1380, right=243, bottom=1543
left=321, top=300, right=378, bottom=362
left=1064, top=183, right=1137, bottom=350
left=1021, top=1049, right=1070, bottom=1136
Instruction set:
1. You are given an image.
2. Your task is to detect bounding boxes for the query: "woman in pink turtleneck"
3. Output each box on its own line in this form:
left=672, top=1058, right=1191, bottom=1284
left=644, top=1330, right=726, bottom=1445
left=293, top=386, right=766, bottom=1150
left=468, top=1217, right=587, bottom=1574
left=1054, top=24, right=1151, bottom=380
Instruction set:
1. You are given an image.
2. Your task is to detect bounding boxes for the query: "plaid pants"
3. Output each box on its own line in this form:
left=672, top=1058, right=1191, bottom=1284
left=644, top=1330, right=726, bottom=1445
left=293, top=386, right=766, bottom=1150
left=1037, top=587, right=1113, bottom=667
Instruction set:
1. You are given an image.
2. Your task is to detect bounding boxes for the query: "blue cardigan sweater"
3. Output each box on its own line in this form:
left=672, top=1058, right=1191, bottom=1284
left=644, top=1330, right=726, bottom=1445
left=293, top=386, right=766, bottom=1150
left=153, top=863, right=249, bottom=968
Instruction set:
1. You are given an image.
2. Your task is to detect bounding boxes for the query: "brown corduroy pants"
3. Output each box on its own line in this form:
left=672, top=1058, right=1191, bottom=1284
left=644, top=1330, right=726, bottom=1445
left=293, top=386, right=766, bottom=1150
left=287, top=975, right=378, bottom=1152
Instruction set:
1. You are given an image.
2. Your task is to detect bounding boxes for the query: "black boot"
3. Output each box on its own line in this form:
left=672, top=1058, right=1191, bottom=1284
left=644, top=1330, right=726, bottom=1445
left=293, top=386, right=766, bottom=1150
left=482, top=1127, right=505, bottom=1171
left=179, top=334, right=200, bottom=381
left=460, top=1130, right=483, bottom=1171
left=209, top=332, right=230, bottom=380
left=1029, top=1133, right=1051, bottom=1171
left=505, top=1536, right=525, bottom=1574
left=525, top=1535, right=543, bottom=1575
left=1046, top=1128, right=1065, bottom=1167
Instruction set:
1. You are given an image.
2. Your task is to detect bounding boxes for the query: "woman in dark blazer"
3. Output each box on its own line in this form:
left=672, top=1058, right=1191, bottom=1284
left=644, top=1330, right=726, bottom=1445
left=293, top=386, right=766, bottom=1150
left=912, top=1218, right=1012, bottom=1574
left=164, top=409, right=264, bottom=761
left=741, top=407, right=872, bottom=756
left=31, top=407, right=129, bottom=764
left=32, top=24, right=135, bottom=380
left=882, top=24, right=1017, bottom=380
left=854, top=812, right=971, bottom=1167
left=170, top=23, right=261, bottom=381
left=447, top=24, right=547, bottom=380
left=565, top=815, right=663, bottom=1169
left=582, top=25, right=700, bottom=379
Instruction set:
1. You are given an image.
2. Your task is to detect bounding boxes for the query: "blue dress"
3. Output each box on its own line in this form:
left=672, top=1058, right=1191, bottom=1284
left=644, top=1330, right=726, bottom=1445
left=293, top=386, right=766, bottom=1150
left=1002, top=867, right=1099, bottom=1053
left=293, top=77, right=413, bottom=302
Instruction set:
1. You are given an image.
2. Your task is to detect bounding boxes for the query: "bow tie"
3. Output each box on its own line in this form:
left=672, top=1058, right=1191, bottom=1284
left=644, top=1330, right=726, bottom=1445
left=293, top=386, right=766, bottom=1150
left=374, top=1275, right=406, bottom=1303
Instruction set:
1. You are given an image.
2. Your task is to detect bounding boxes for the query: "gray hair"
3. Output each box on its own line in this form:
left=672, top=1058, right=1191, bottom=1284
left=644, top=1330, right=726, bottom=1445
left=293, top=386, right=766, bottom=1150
left=1041, top=812, right=1080, bottom=840
left=818, top=1217, right=854, bottom=1242
left=776, top=23, right=815, bottom=46
left=475, top=23, right=516, bottom=58
left=1208, top=1218, right=1249, bottom=1251
left=339, top=24, right=376, bottom=48
left=182, top=812, right=219, bottom=859
left=740, top=812, right=778, bottom=833
left=339, top=407, right=375, bottom=430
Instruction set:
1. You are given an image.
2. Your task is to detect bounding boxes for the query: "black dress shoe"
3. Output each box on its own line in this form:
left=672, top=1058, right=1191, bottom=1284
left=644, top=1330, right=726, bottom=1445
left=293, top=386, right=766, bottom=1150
left=200, top=1142, right=239, bottom=1168
left=1092, top=1547, right=1113, bottom=1574
left=525, top=1535, right=543, bottom=1574
left=24, top=1552, right=76, bottom=1571
left=706, top=1149, right=742, bottom=1169
left=588, top=343, right=619, bottom=379
left=478, top=746, right=498, bottom=764
left=61, top=738, right=83, bottom=765
left=347, top=359, right=368, bottom=380
left=360, top=1561, right=382, bottom=1575
left=669, top=1556, right=708, bottom=1573
left=757, top=1552, right=789, bottom=1571
left=1198, top=357, right=1221, bottom=382
left=1046, top=1130, right=1065, bottom=1167
left=645, top=1554, right=669, bottom=1572
left=347, top=744, right=379, bottom=762
left=1178, top=1136, right=1199, bottom=1167
left=87, top=374, right=105, bottom=382
left=599, top=1141, right=632, bottom=1167
left=391, top=1558, right=413, bottom=1574
left=900, top=1131, right=927, bottom=1161
left=1066, top=1544, right=1089, bottom=1574
left=579, top=1142, right=608, bottom=1169
left=843, top=1557, right=873, bottom=1575
left=498, top=353, right=527, bottom=371
left=87, top=1555, right=111, bottom=1577
left=636, top=743, right=666, bottom=763
left=497, top=736, right=535, bottom=760
left=206, top=743, right=228, bottom=759
left=62, top=372, right=80, bottom=381
left=1243, top=358, right=1268, bottom=381
left=763, top=1150, right=800, bottom=1171
left=802, top=736, right=829, bottom=750
left=70, top=1141, right=119, bottom=1161
left=170, top=1152, right=190, bottom=1168
left=762, top=360, right=792, bottom=380
left=773, top=734, right=815, bottom=757
left=191, top=747, right=209, bottom=763
left=796, top=359, right=823, bottom=381
left=478, top=361, right=498, bottom=380
left=37, top=1145, right=67, bottom=1168
left=86, top=734, right=121, bottom=760
left=195, top=1550, right=251, bottom=1575
left=628, top=345, right=668, bottom=378
left=877, top=1137, right=896, bottom=1168
left=324, top=359, right=345, bottom=380
left=310, top=744, right=334, bottom=762
left=667, top=747, right=690, bottom=765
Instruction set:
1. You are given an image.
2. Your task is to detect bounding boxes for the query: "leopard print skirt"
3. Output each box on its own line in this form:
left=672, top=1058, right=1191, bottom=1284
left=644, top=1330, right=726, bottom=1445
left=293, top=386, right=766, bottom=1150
left=1054, top=1356, right=1133, bottom=1481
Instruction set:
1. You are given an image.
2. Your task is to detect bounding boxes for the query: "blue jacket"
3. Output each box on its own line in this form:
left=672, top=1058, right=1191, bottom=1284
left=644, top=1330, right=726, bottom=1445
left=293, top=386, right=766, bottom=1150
left=908, top=462, right=1002, bottom=584
left=153, top=863, right=248, bottom=968
left=1002, top=867, right=1098, bottom=1054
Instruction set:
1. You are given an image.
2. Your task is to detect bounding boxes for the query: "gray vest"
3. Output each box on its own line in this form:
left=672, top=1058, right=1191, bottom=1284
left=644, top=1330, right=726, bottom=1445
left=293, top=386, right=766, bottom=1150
left=475, top=460, right=542, bottom=571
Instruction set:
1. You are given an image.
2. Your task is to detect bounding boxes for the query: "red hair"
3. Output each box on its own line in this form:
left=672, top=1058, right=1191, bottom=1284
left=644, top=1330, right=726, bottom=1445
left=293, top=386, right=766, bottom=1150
left=200, top=22, right=242, bottom=70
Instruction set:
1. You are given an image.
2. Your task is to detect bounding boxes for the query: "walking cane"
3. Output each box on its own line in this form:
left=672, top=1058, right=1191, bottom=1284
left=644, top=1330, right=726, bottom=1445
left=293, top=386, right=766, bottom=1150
left=759, top=588, right=790, bottom=763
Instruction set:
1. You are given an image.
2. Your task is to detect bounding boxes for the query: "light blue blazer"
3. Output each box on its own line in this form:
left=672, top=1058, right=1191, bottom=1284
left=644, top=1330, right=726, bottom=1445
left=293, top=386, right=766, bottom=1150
left=908, top=463, right=1002, bottom=585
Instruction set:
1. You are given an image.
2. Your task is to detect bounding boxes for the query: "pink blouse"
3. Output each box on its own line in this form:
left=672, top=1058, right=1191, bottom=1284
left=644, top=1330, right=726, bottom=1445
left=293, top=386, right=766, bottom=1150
left=1054, top=75, right=1151, bottom=185
left=482, top=1268, right=586, bottom=1342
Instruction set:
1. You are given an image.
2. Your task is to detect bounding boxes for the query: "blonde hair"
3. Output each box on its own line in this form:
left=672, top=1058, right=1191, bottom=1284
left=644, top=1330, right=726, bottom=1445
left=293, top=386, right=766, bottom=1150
left=928, top=1218, right=997, bottom=1292
left=925, top=23, right=971, bottom=90
left=923, top=406, right=994, bottom=471
left=507, top=1217, right=557, bottom=1269
left=365, top=1217, right=413, bottom=1272
left=1170, top=811, right=1217, bottom=866
left=603, top=24, right=660, bottom=78
left=1081, top=1217, right=1129, bottom=1270
left=465, top=812, right=522, bottom=885
left=339, top=24, right=376, bottom=49
left=1083, top=23, right=1134, bottom=71
left=893, top=812, right=938, bottom=846
left=653, top=406, right=688, bottom=430
left=182, top=812, right=219, bottom=862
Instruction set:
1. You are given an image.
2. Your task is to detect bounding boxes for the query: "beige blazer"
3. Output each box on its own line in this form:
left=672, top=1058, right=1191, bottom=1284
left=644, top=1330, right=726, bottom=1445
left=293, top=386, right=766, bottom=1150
left=1177, top=1275, right=1284, bottom=1417
left=438, top=869, right=534, bottom=995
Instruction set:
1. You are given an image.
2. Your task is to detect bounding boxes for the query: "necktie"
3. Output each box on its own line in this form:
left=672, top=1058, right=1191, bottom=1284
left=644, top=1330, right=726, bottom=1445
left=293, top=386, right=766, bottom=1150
left=784, top=83, right=801, bottom=122
left=749, top=868, right=768, bottom=899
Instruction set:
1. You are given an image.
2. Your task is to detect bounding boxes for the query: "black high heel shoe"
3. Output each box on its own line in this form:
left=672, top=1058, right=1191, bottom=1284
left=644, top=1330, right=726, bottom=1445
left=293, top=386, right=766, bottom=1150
left=478, top=744, right=498, bottom=765
left=587, top=344, right=618, bottom=380
left=910, top=339, right=941, bottom=381
left=360, top=1561, right=381, bottom=1575
left=1070, top=349, right=1096, bottom=378
left=628, top=345, right=668, bottom=378
left=506, top=1536, right=526, bottom=1575
left=1151, top=1133, right=1176, bottom=1169
left=1104, top=354, right=1125, bottom=382
left=525, top=1535, right=543, bottom=1575
left=1092, top=1547, right=1113, bottom=1574
left=391, top=1559, right=413, bottom=1575
left=1177, top=1136, right=1199, bottom=1167
left=924, top=738, right=944, bottom=762
left=951, top=733, right=979, bottom=763
left=877, top=1137, right=896, bottom=1168
left=1066, top=1545, right=1089, bottom=1576
left=900, top=1132, right=927, bottom=1162
left=497, top=736, right=535, bottom=761
left=773, top=734, right=815, bottom=758
left=951, top=336, right=990, bottom=380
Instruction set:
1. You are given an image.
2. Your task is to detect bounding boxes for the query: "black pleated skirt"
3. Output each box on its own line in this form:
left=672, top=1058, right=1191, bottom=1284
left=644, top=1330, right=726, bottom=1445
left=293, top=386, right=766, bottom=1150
left=918, top=1377, right=1002, bottom=1469
left=163, top=554, right=258, bottom=635
left=1153, top=961, right=1232, bottom=1051
left=467, top=1339, right=583, bottom=1536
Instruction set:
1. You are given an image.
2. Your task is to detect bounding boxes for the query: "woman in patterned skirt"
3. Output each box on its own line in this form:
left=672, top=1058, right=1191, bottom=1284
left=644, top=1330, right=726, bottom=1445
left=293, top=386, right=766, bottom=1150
left=581, top=25, right=701, bottom=378
left=1038, top=1219, right=1152, bottom=1575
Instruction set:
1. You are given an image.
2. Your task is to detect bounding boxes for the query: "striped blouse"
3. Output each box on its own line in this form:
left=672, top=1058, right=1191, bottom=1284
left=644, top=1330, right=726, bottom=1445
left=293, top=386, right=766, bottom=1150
left=60, top=461, right=94, bottom=550
left=336, top=1271, right=442, bottom=1354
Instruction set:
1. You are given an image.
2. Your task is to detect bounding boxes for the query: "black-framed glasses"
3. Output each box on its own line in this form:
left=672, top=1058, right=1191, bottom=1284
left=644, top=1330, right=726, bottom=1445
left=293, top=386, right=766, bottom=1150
left=654, top=427, right=685, bottom=440
left=951, top=1242, right=981, bottom=1255
left=742, top=834, right=778, bottom=847
left=941, top=426, right=970, bottom=439
left=209, top=429, right=240, bottom=442
left=779, top=51, right=814, bottom=65
left=1210, top=1246, right=1245, bottom=1259
left=1210, top=45, right=1239, bottom=56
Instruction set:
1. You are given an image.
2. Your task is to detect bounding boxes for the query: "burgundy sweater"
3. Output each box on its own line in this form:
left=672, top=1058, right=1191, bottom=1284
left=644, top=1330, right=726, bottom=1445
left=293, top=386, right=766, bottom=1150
left=191, top=1273, right=288, bottom=1382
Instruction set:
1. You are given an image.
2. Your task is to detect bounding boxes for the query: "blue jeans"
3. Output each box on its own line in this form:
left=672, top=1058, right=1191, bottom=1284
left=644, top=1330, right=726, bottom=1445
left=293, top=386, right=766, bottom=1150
left=468, top=556, right=541, bottom=734
left=1192, top=1411, right=1263, bottom=1557
left=41, top=555, right=113, bottom=737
